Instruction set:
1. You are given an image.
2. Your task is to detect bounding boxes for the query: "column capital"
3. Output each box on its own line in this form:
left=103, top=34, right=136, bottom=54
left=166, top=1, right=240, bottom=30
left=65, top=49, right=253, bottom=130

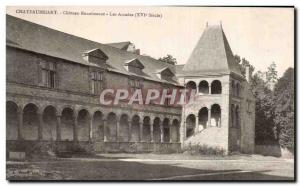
left=37, top=110, right=43, bottom=116
left=17, top=108, right=23, bottom=114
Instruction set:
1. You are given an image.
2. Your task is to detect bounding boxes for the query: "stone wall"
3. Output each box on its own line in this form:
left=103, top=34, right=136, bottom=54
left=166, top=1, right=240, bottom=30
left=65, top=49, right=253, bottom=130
left=240, top=81, right=255, bottom=154
left=255, top=145, right=294, bottom=158
left=7, top=140, right=181, bottom=155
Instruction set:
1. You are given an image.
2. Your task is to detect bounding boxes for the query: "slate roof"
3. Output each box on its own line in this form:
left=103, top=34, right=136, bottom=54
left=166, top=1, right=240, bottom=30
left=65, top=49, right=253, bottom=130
left=124, top=58, right=145, bottom=69
left=175, top=64, right=184, bottom=76
left=182, top=25, right=242, bottom=76
left=6, top=15, right=179, bottom=85
left=106, top=41, right=132, bottom=50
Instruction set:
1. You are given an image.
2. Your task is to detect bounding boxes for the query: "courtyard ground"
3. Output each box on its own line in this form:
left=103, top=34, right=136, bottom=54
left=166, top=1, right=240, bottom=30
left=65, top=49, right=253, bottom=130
left=6, top=153, right=294, bottom=181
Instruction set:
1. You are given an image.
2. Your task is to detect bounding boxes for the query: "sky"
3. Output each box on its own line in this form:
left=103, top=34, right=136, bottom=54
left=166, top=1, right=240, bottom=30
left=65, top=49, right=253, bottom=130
left=6, top=6, right=294, bottom=77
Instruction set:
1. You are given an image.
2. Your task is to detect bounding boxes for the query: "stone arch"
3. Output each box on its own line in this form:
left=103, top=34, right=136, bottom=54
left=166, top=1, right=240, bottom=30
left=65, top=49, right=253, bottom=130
left=6, top=101, right=19, bottom=140
left=198, top=80, right=209, bottom=95
left=42, top=105, right=57, bottom=140
left=153, top=117, right=161, bottom=142
left=211, top=80, right=222, bottom=94
left=231, top=104, right=235, bottom=127
left=77, top=109, right=90, bottom=141
left=131, top=115, right=140, bottom=142
left=162, top=118, right=170, bottom=142
left=171, top=119, right=180, bottom=142
left=143, top=116, right=151, bottom=142
left=186, top=81, right=197, bottom=90
left=107, top=112, right=117, bottom=141
left=198, top=107, right=208, bottom=131
left=211, top=104, right=221, bottom=127
left=119, top=114, right=130, bottom=142
left=92, top=110, right=104, bottom=141
left=186, top=114, right=196, bottom=137
left=61, top=107, right=75, bottom=141
left=60, top=105, right=75, bottom=115
left=23, top=103, right=39, bottom=140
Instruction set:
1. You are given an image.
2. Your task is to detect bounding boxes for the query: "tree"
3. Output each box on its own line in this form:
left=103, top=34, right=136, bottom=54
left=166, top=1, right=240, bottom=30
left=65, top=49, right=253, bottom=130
left=265, top=62, right=278, bottom=90
left=158, top=54, right=177, bottom=65
left=273, top=68, right=294, bottom=152
left=234, top=55, right=255, bottom=78
left=234, top=55, right=294, bottom=150
left=253, top=70, right=276, bottom=145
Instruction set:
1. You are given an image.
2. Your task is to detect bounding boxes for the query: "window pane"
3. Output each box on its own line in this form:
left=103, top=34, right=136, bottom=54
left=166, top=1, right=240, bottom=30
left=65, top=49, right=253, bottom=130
left=97, top=72, right=102, bottom=81
left=90, top=72, right=95, bottom=80
left=98, top=81, right=102, bottom=91
left=41, top=70, right=48, bottom=86
left=49, top=62, right=56, bottom=70
left=91, top=80, right=95, bottom=94
left=40, top=61, right=47, bottom=69
left=49, top=71, right=55, bottom=88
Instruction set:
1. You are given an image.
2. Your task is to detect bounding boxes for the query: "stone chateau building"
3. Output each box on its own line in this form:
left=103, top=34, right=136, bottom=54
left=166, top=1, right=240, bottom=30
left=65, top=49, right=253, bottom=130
left=6, top=15, right=255, bottom=154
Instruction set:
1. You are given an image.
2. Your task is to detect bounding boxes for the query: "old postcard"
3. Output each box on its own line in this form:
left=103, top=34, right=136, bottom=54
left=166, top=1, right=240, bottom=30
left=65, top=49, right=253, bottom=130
left=6, top=6, right=294, bottom=181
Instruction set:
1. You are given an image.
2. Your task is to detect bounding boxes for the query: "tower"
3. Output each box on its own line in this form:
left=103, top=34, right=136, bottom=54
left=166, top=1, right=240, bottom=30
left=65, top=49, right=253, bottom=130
left=179, top=24, right=254, bottom=154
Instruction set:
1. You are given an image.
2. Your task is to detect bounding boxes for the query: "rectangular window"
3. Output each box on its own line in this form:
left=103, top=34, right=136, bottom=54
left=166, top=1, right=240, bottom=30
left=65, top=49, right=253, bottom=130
left=49, top=71, right=55, bottom=88
left=129, top=78, right=142, bottom=93
left=90, top=71, right=104, bottom=94
left=39, top=61, right=57, bottom=88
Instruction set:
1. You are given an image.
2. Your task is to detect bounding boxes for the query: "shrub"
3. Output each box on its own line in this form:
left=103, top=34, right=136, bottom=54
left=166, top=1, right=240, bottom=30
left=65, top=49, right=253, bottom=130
left=183, top=143, right=225, bottom=156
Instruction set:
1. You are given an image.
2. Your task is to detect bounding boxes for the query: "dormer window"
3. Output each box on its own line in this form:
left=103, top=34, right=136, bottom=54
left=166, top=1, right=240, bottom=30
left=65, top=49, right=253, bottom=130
left=83, top=48, right=108, bottom=66
left=124, top=58, right=144, bottom=75
left=156, top=67, right=175, bottom=81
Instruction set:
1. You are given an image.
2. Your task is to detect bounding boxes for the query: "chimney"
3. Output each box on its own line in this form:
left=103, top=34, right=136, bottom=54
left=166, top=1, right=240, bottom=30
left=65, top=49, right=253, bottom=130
left=134, top=49, right=140, bottom=55
left=245, top=65, right=252, bottom=82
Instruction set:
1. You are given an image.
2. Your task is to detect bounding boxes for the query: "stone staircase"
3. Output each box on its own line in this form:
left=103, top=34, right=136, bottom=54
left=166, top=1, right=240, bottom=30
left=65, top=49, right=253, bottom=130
left=183, top=127, right=227, bottom=150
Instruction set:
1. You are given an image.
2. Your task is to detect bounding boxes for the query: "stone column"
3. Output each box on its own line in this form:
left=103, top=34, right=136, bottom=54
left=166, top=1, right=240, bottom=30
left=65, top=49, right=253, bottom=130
left=195, top=115, right=199, bottom=133
left=17, top=109, right=23, bottom=140
left=169, top=125, right=173, bottom=143
left=139, top=122, right=143, bottom=142
left=129, top=122, right=132, bottom=142
left=116, top=120, right=120, bottom=142
left=182, top=121, right=186, bottom=141
left=56, top=114, right=62, bottom=141
left=160, top=124, right=164, bottom=143
left=89, top=117, right=93, bottom=141
left=209, top=85, right=211, bottom=94
left=103, top=119, right=108, bottom=142
left=74, top=114, right=78, bottom=142
left=208, top=109, right=211, bottom=127
left=38, top=111, right=43, bottom=140
left=150, top=124, right=154, bottom=142
left=219, top=109, right=222, bottom=127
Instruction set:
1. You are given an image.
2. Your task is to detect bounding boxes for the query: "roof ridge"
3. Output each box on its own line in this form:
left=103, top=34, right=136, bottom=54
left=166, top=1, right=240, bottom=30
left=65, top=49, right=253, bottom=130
left=219, top=27, right=231, bottom=72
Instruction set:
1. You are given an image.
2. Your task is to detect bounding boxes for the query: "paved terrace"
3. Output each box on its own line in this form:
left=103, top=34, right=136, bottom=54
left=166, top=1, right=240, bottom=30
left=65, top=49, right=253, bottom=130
left=7, top=153, right=294, bottom=181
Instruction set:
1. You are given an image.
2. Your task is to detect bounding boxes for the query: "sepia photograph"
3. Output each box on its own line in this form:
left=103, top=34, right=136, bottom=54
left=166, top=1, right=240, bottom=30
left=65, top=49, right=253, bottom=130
left=5, top=6, right=295, bottom=181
